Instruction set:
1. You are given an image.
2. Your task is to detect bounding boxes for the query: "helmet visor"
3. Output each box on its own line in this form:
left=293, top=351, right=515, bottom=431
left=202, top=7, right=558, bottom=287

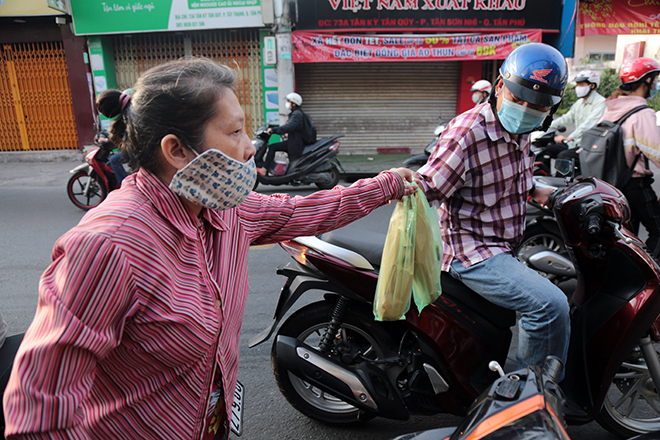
left=502, top=75, right=562, bottom=107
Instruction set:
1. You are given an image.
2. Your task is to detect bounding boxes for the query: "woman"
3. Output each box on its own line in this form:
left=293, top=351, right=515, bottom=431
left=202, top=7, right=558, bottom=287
left=601, top=57, right=660, bottom=258
left=3, top=58, right=416, bottom=439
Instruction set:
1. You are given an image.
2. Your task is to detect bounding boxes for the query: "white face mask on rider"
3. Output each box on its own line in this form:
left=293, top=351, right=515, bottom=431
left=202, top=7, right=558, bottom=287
left=575, top=85, right=591, bottom=98
left=285, top=101, right=292, bottom=110
left=169, top=148, right=256, bottom=211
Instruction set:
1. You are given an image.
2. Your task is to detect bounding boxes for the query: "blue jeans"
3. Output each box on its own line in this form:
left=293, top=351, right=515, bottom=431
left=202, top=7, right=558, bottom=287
left=449, top=252, right=570, bottom=370
left=109, top=152, right=128, bottom=185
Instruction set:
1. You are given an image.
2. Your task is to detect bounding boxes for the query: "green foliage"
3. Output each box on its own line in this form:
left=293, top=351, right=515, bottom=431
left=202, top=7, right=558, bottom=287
left=556, top=85, right=577, bottom=116
left=598, top=68, right=620, bottom=99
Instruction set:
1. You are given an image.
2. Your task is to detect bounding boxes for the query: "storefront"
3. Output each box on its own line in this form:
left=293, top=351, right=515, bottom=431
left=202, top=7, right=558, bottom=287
left=68, top=0, right=267, bottom=134
left=0, top=0, right=90, bottom=152
left=291, top=0, right=575, bottom=153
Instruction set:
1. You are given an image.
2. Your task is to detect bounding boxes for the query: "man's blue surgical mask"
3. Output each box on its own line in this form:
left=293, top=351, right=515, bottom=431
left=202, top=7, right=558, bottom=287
left=498, top=99, right=548, bottom=134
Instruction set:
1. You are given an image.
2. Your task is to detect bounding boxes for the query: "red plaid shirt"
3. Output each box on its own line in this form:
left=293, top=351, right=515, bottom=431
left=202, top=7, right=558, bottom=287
left=419, top=103, right=535, bottom=271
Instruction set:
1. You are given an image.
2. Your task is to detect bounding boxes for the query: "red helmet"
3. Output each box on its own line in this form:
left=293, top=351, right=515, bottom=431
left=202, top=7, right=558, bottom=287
left=619, top=57, right=660, bottom=85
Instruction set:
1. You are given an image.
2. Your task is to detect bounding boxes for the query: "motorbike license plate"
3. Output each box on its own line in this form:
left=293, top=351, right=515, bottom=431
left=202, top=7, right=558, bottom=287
left=230, top=380, right=244, bottom=436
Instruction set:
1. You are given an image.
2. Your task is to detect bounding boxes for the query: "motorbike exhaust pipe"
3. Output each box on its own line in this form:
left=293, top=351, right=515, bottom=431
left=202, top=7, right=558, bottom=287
left=275, top=335, right=409, bottom=420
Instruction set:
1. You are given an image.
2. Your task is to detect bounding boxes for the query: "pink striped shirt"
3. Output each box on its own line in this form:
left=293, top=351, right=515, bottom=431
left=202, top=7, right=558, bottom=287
left=4, top=168, right=404, bottom=439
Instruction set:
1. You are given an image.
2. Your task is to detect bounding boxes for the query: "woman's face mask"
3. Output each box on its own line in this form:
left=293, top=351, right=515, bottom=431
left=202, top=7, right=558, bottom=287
left=497, top=98, right=548, bottom=135
left=285, top=101, right=293, bottom=110
left=169, top=148, right=256, bottom=211
left=575, top=85, right=591, bottom=98
left=472, top=92, right=483, bottom=104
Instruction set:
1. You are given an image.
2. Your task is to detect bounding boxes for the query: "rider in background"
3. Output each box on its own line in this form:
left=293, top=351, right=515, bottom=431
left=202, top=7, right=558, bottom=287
left=470, top=79, right=492, bottom=106
left=601, top=57, right=660, bottom=258
left=257, top=92, right=315, bottom=176
left=543, top=69, right=606, bottom=161
left=418, top=43, right=571, bottom=372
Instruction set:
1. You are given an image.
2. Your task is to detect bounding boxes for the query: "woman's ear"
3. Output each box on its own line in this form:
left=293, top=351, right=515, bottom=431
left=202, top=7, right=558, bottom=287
left=155, top=134, right=192, bottom=184
left=160, top=134, right=191, bottom=171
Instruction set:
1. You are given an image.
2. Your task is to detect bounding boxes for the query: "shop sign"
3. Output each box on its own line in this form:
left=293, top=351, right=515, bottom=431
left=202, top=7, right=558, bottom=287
left=295, top=0, right=561, bottom=32
left=578, top=0, right=660, bottom=36
left=69, top=0, right=262, bottom=35
left=292, top=29, right=542, bottom=63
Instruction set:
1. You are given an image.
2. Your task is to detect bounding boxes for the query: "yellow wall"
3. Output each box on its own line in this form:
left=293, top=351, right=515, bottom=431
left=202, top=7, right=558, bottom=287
left=0, top=0, right=64, bottom=16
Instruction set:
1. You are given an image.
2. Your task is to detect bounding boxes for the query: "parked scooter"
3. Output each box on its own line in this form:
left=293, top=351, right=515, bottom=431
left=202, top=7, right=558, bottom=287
left=253, top=125, right=344, bottom=190
left=67, top=132, right=118, bottom=210
left=394, top=356, right=568, bottom=440
left=250, top=177, right=660, bottom=438
left=403, top=115, right=447, bottom=170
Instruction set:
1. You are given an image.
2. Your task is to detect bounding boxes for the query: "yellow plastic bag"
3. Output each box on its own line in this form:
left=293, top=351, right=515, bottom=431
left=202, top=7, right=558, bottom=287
left=373, top=187, right=443, bottom=321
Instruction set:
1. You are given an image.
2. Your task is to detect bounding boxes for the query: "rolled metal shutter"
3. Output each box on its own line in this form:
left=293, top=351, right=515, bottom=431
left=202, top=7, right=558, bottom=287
left=296, top=62, right=459, bottom=154
left=112, top=29, right=262, bottom=134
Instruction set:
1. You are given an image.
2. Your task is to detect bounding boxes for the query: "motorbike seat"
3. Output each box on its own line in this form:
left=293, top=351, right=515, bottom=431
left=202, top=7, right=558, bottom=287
left=319, top=228, right=516, bottom=329
left=318, top=228, right=386, bottom=268
left=440, top=273, right=516, bottom=329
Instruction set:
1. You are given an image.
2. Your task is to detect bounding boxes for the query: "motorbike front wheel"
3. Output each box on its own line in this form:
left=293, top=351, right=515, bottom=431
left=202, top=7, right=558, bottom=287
left=67, top=170, right=107, bottom=211
left=598, top=341, right=660, bottom=437
left=271, top=301, right=390, bottom=424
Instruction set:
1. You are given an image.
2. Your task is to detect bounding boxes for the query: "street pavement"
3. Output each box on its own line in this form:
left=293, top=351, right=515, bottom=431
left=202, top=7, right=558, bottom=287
left=0, top=155, right=620, bottom=439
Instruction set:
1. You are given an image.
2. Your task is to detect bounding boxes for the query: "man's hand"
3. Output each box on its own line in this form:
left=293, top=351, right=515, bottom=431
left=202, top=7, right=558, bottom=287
left=531, top=186, right=555, bottom=206
left=388, top=167, right=419, bottom=197
left=554, top=135, right=574, bottom=144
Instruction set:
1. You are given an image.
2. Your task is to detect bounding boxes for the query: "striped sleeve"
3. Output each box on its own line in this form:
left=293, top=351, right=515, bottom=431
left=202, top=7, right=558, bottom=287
left=4, top=232, right=134, bottom=438
left=238, top=171, right=404, bottom=245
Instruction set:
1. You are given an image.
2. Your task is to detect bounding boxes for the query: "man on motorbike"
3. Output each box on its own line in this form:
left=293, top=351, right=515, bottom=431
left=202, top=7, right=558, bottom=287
left=418, top=43, right=571, bottom=371
left=257, top=92, right=315, bottom=176
left=470, top=79, right=492, bottom=106
left=542, top=69, right=606, bottom=161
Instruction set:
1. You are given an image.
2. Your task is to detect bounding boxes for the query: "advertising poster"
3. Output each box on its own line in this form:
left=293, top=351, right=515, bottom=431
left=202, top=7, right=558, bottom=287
left=296, top=0, right=562, bottom=32
left=578, top=0, right=660, bottom=36
left=292, top=29, right=543, bottom=63
left=69, top=0, right=262, bottom=35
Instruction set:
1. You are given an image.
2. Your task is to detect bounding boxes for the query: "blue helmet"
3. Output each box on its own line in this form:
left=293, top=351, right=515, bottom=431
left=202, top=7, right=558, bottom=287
left=500, top=43, right=568, bottom=107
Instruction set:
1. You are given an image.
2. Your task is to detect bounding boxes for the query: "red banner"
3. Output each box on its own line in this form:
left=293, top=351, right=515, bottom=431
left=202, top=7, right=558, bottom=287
left=292, top=30, right=543, bottom=63
left=578, top=0, right=660, bottom=36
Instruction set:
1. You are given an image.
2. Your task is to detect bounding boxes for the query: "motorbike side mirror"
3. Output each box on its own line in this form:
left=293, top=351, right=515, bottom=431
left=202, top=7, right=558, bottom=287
left=551, top=158, right=573, bottom=178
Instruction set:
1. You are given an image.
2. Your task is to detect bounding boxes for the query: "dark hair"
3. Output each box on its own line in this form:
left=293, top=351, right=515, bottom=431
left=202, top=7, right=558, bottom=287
left=96, top=58, right=236, bottom=173
left=619, top=72, right=659, bottom=93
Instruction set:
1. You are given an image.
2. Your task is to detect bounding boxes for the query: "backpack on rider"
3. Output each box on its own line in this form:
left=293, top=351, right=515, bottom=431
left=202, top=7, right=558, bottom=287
left=578, top=105, right=648, bottom=188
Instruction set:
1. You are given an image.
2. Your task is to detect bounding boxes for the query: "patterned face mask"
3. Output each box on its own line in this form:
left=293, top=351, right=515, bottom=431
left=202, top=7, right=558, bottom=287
left=169, top=149, right=256, bottom=211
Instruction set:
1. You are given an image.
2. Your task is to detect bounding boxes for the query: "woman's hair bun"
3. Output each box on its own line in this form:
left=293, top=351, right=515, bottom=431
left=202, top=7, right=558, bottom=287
left=96, top=89, right=124, bottom=119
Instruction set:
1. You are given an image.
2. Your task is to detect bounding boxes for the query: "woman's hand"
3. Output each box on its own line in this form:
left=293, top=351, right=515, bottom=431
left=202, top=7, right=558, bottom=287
left=388, top=167, right=419, bottom=197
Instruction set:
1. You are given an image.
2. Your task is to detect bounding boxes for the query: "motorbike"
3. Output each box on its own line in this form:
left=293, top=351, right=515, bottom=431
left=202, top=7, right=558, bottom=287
left=393, top=356, right=568, bottom=440
left=517, top=162, right=575, bottom=288
left=67, top=133, right=118, bottom=210
left=250, top=176, right=660, bottom=438
left=402, top=115, right=447, bottom=170
left=253, top=125, right=345, bottom=190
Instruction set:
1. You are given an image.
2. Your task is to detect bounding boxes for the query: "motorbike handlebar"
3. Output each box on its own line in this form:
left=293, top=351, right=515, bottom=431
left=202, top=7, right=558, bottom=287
left=546, top=188, right=563, bottom=210
left=586, top=214, right=602, bottom=236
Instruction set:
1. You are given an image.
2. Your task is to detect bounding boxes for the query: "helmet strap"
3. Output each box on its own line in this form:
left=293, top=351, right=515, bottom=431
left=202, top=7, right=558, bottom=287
left=541, top=104, right=560, bottom=132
